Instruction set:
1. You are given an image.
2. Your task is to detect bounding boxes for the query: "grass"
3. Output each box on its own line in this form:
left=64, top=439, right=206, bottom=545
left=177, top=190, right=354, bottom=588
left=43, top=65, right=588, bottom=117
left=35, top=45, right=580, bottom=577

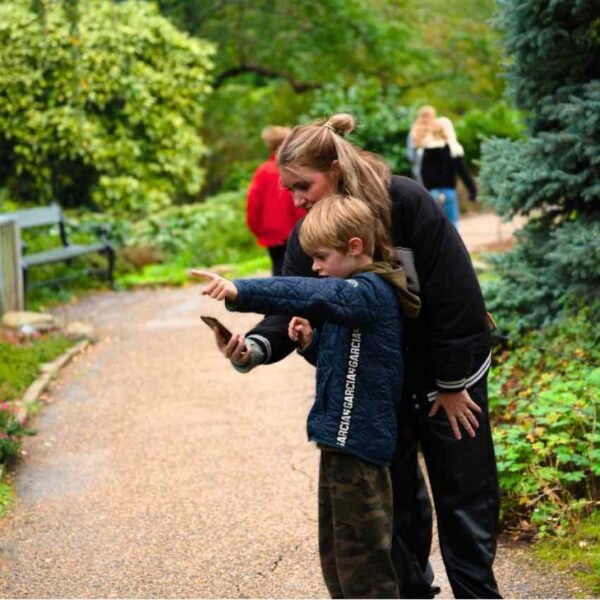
left=117, top=253, right=271, bottom=288
left=534, top=512, right=600, bottom=596
left=0, top=331, right=74, bottom=516
left=0, top=332, right=75, bottom=402
left=0, top=477, right=14, bottom=517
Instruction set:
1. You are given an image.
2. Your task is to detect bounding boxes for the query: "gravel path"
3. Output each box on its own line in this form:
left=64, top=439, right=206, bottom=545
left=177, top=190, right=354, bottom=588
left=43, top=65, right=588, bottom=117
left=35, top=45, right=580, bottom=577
left=0, top=213, right=587, bottom=598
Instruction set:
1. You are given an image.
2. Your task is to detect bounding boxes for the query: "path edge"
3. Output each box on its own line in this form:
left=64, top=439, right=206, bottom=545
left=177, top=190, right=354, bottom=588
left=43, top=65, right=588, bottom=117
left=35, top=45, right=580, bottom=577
left=14, top=339, right=91, bottom=422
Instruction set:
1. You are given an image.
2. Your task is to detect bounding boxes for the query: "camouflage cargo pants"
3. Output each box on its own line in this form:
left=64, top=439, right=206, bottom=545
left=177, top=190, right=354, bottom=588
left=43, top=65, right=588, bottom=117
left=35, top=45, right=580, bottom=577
left=319, top=449, right=399, bottom=599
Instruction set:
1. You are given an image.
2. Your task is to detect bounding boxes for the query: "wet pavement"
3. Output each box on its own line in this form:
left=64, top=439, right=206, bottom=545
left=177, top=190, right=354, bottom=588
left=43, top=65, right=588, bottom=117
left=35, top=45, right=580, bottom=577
left=0, top=213, right=586, bottom=598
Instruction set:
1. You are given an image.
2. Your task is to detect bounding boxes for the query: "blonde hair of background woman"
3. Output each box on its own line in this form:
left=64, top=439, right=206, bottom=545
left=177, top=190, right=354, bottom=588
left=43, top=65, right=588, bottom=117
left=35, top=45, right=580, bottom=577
left=277, top=113, right=392, bottom=235
left=430, top=117, right=465, bottom=157
left=409, top=105, right=436, bottom=149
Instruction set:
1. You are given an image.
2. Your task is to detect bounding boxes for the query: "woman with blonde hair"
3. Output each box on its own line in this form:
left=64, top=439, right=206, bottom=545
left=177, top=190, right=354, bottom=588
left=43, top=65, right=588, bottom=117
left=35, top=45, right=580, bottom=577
left=208, top=113, right=501, bottom=599
left=407, top=105, right=437, bottom=183
left=420, top=116, right=478, bottom=228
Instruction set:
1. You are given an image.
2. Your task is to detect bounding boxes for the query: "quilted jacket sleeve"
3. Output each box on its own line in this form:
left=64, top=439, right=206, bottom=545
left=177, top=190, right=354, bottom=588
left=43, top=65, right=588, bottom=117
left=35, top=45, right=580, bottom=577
left=243, top=220, right=311, bottom=365
left=230, top=275, right=382, bottom=327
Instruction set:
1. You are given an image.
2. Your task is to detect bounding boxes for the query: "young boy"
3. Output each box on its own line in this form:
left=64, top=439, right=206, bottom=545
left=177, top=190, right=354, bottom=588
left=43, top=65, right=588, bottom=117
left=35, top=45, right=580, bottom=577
left=192, top=195, right=420, bottom=599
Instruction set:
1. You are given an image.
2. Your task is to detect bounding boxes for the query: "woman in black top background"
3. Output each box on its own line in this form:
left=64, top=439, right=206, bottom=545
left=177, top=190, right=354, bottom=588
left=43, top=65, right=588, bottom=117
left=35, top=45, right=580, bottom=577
left=421, top=116, right=477, bottom=229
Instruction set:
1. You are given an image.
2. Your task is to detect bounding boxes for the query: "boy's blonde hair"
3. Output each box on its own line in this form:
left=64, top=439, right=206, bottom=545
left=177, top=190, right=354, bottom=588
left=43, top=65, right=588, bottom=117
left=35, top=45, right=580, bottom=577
left=299, top=195, right=393, bottom=260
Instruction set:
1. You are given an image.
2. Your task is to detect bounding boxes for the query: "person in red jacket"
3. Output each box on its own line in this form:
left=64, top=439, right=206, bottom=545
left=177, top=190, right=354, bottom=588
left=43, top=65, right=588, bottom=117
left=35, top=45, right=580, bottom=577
left=247, top=126, right=305, bottom=275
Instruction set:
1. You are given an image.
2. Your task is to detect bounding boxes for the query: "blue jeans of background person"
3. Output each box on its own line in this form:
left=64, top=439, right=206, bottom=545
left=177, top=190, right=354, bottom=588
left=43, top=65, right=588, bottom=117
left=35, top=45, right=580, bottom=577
left=430, top=188, right=459, bottom=228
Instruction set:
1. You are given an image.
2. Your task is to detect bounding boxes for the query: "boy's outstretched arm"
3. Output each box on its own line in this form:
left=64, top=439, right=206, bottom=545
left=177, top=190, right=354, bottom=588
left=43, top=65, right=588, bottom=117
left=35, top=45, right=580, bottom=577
left=190, top=269, right=238, bottom=301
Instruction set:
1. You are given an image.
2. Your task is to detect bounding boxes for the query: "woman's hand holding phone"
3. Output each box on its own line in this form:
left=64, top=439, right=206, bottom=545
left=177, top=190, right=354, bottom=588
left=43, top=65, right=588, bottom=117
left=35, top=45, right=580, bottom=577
left=205, top=323, right=250, bottom=365
left=193, top=270, right=250, bottom=365
left=222, top=333, right=252, bottom=365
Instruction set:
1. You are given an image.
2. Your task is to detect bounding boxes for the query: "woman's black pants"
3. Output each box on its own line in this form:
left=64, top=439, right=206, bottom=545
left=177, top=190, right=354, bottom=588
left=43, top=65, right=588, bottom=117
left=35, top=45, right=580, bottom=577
left=391, top=376, right=501, bottom=599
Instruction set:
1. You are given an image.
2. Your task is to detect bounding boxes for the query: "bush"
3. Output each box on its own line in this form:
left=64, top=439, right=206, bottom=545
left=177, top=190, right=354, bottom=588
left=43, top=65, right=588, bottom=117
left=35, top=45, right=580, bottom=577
left=0, top=330, right=74, bottom=466
left=482, top=218, right=600, bottom=331
left=0, top=403, right=35, bottom=466
left=480, top=2, right=600, bottom=330
left=306, top=76, right=414, bottom=175
left=129, top=189, right=263, bottom=267
left=0, top=0, right=214, bottom=218
left=455, top=101, right=526, bottom=169
left=489, top=308, right=600, bottom=537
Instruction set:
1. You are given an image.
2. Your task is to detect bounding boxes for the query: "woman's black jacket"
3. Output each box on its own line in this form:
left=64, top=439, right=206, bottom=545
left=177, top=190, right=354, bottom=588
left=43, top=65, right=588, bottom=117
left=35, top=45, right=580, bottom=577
left=245, top=176, right=491, bottom=401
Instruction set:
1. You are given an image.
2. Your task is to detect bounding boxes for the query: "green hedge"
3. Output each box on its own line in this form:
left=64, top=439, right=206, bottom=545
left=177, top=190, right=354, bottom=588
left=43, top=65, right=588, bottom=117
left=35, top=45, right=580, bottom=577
left=0, top=0, right=214, bottom=217
left=129, top=189, right=263, bottom=267
left=489, top=307, right=600, bottom=537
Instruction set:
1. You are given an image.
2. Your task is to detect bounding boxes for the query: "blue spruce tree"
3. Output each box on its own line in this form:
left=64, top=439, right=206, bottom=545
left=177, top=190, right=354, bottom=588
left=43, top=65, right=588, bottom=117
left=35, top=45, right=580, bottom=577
left=480, top=0, right=600, bottom=329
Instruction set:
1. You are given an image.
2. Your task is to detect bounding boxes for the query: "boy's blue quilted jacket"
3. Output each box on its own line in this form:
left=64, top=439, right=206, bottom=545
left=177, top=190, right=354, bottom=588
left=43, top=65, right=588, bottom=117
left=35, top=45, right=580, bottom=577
left=229, top=271, right=404, bottom=466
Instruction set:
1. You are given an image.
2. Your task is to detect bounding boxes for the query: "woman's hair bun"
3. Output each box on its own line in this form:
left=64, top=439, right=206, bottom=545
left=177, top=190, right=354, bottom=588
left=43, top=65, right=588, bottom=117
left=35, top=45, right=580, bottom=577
left=326, top=113, right=357, bottom=137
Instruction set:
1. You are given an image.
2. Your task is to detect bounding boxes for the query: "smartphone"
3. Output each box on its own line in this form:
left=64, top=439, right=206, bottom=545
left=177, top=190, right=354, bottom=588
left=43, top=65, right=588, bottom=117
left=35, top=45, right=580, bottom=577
left=200, top=315, right=233, bottom=343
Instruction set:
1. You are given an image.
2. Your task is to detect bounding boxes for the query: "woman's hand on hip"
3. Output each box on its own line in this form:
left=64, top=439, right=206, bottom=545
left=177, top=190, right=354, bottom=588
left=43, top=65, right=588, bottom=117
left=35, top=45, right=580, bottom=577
left=428, top=389, right=482, bottom=440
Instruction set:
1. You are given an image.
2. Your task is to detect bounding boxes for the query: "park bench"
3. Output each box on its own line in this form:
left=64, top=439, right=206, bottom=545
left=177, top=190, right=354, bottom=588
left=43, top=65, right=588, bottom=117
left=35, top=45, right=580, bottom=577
left=0, top=203, right=115, bottom=297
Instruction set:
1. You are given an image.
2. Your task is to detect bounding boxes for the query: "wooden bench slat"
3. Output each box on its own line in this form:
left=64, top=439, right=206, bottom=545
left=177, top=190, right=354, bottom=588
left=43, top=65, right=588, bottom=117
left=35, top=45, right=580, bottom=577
left=21, top=243, right=109, bottom=267
left=8, top=204, right=63, bottom=229
left=0, top=203, right=115, bottom=303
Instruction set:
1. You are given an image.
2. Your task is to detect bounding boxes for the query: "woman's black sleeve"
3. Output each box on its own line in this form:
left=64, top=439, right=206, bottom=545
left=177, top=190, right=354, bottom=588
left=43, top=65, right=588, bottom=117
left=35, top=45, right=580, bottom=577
left=453, top=156, right=478, bottom=201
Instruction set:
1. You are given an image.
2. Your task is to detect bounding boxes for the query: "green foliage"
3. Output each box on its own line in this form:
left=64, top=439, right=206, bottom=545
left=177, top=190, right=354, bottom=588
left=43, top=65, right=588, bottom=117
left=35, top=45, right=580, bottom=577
left=118, top=254, right=271, bottom=289
left=158, top=0, right=506, bottom=192
left=0, top=403, right=35, bottom=466
left=492, top=1, right=600, bottom=116
left=130, top=189, right=263, bottom=267
left=479, top=0, right=600, bottom=329
left=0, top=331, right=72, bottom=467
left=403, top=0, right=506, bottom=114
left=455, top=101, right=526, bottom=168
left=0, top=0, right=214, bottom=217
left=481, top=82, right=600, bottom=219
left=489, top=308, right=599, bottom=537
left=0, top=333, right=74, bottom=402
left=201, top=81, right=307, bottom=194
left=482, top=219, right=600, bottom=330
left=159, top=0, right=428, bottom=91
left=0, top=479, right=14, bottom=517
left=307, top=77, right=414, bottom=174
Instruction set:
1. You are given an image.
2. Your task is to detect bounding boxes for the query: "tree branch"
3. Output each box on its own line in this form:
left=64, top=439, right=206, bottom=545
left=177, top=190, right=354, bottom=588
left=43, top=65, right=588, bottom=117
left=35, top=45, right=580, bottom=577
left=213, top=63, right=321, bottom=92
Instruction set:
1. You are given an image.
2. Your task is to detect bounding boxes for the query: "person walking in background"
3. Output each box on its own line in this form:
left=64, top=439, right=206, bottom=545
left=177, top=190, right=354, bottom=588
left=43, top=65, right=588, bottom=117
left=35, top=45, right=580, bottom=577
left=406, top=105, right=436, bottom=183
left=246, top=126, right=305, bottom=275
left=420, top=117, right=478, bottom=229
left=194, top=194, right=421, bottom=598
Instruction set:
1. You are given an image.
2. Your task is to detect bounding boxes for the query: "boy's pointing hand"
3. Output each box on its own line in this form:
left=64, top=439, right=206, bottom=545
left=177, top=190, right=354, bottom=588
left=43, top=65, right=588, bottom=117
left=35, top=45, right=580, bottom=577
left=189, top=269, right=238, bottom=302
